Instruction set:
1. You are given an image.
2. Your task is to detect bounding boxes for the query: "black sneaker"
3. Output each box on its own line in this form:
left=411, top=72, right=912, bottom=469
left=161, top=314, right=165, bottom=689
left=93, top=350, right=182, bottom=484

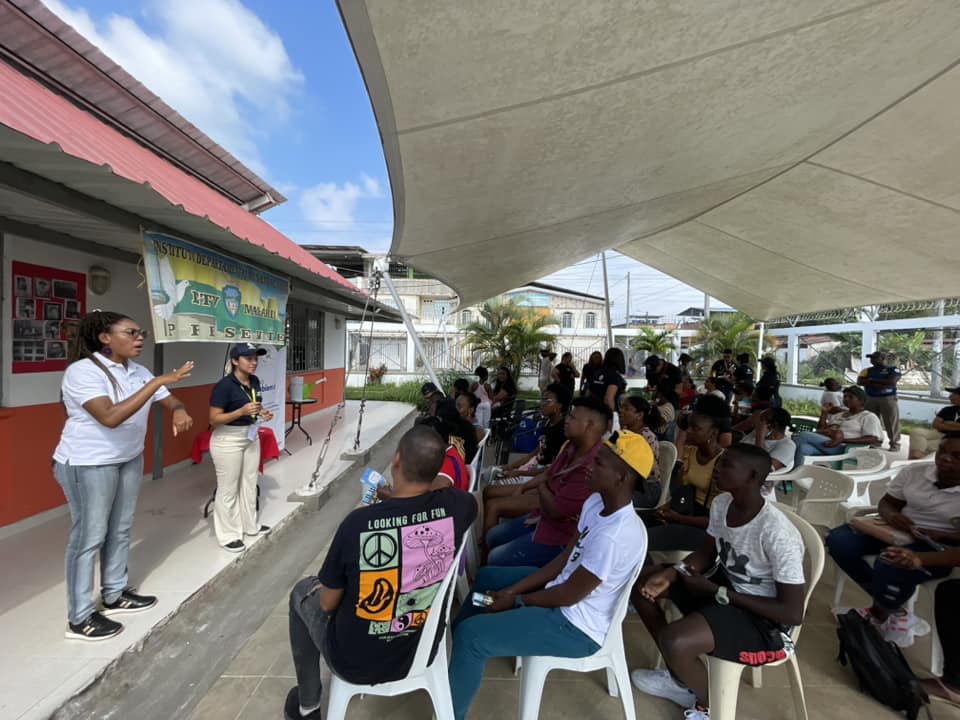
left=102, top=589, right=158, bottom=615
left=65, top=611, right=123, bottom=641
left=284, top=687, right=322, bottom=720
left=224, top=540, right=246, bottom=553
left=257, top=524, right=271, bottom=535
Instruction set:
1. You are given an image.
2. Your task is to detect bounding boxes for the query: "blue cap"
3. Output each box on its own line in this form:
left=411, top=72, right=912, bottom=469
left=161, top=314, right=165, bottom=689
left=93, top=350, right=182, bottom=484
left=230, top=343, right=266, bottom=359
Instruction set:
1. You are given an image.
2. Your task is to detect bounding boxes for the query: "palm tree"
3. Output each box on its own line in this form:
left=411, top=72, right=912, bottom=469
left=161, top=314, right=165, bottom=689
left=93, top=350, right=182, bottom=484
left=880, top=331, right=931, bottom=373
left=630, top=327, right=676, bottom=357
left=691, top=313, right=767, bottom=365
left=462, top=299, right=556, bottom=380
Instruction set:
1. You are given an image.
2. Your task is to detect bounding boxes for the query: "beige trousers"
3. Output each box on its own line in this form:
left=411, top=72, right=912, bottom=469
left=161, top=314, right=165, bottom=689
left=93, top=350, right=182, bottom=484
left=908, top=427, right=943, bottom=459
left=865, top=395, right=901, bottom=449
left=209, top=425, right=261, bottom=545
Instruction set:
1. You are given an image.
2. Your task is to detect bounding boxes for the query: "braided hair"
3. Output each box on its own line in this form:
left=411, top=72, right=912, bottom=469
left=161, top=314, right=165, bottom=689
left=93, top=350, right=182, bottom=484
left=69, top=310, right=130, bottom=399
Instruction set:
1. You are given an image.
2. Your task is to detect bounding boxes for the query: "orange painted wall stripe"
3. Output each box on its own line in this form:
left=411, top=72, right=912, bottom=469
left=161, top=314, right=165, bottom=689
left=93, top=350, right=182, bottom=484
left=0, top=368, right=344, bottom=528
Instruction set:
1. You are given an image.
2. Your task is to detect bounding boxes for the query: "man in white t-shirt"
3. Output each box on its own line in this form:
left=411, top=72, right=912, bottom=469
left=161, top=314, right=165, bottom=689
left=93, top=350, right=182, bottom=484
left=448, top=430, right=652, bottom=720
left=827, top=434, right=960, bottom=646
left=792, top=385, right=883, bottom=469
left=538, top=349, right=556, bottom=394
left=631, top=443, right=806, bottom=718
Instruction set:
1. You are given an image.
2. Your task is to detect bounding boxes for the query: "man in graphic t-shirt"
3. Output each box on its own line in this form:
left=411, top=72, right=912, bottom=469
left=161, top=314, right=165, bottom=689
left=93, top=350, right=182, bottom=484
left=631, top=443, right=805, bottom=719
left=283, top=426, right=477, bottom=720
left=448, top=430, right=653, bottom=720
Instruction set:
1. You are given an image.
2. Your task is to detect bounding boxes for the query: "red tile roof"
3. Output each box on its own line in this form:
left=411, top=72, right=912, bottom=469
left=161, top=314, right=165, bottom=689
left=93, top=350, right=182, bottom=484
left=0, top=60, right=361, bottom=295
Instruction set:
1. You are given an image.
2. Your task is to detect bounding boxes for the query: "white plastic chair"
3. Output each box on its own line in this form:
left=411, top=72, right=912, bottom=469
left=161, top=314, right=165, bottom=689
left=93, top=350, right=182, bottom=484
left=325, top=542, right=466, bottom=720
left=656, top=441, right=677, bottom=507
left=783, top=462, right=881, bottom=509
left=803, top=447, right=888, bottom=475
left=705, top=505, right=824, bottom=720
left=785, top=467, right=854, bottom=530
left=517, top=559, right=645, bottom=720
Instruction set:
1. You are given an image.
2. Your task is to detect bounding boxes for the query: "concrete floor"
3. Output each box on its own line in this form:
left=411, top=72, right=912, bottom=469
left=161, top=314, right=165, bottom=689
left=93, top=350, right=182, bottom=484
left=187, top=525, right=960, bottom=720
left=0, top=401, right=414, bottom=720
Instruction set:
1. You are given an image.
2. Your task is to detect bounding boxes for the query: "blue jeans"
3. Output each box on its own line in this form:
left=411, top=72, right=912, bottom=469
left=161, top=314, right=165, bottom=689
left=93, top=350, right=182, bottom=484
left=449, top=566, right=600, bottom=720
left=289, top=577, right=333, bottom=708
left=826, top=524, right=952, bottom=610
left=486, top=515, right=563, bottom=567
left=54, top=455, right=144, bottom=624
left=793, top=431, right=846, bottom=471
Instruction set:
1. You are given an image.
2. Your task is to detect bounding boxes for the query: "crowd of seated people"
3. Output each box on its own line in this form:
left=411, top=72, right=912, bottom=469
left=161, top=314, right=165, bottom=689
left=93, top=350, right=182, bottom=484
left=283, top=349, right=960, bottom=720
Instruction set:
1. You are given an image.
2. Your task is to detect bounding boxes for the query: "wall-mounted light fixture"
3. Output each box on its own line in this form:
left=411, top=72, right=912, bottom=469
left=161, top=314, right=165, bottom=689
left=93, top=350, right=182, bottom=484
left=88, top=265, right=111, bottom=295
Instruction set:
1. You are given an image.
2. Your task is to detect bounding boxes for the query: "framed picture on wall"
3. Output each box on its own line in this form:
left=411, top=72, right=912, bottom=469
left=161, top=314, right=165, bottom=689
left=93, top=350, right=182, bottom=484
left=15, top=275, right=31, bottom=297
left=11, top=261, right=86, bottom=373
left=43, top=302, right=63, bottom=321
left=16, top=297, right=36, bottom=319
left=53, top=280, right=78, bottom=300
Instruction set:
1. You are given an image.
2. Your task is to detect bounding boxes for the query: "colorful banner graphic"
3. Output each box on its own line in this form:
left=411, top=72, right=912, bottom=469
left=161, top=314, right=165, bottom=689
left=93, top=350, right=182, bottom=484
left=11, top=261, right=86, bottom=374
left=253, top=344, right=287, bottom=452
left=142, top=232, right=289, bottom=344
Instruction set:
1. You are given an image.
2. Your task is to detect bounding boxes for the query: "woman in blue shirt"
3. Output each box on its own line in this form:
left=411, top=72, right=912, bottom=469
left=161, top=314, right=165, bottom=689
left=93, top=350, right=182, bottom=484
left=209, top=343, right=274, bottom=552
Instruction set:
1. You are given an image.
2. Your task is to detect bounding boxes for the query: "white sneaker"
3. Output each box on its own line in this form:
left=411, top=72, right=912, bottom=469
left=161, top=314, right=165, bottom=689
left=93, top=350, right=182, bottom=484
left=683, top=708, right=710, bottom=719
left=630, top=668, right=696, bottom=708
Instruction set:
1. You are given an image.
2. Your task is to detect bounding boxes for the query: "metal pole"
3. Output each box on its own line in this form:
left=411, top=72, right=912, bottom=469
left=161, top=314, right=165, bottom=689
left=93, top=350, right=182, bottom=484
left=625, top=272, right=630, bottom=328
left=704, top=293, right=711, bottom=320
left=151, top=343, right=164, bottom=480
left=376, top=259, right=443, bottom=392
left=756, top=322, right=765, bottom=377
left=931, top=299, right=945, bottom=397
left=601, top=252, right=614, bottom=348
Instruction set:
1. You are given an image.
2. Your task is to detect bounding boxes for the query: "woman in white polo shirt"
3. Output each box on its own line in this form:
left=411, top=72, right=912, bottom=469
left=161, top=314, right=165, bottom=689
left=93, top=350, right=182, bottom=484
left=54, top=311, right=194, bottom=641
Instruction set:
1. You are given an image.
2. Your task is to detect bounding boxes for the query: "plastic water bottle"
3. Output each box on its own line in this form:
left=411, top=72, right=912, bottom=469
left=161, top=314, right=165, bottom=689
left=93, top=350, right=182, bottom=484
left=360, top=467, right=385, bottom=505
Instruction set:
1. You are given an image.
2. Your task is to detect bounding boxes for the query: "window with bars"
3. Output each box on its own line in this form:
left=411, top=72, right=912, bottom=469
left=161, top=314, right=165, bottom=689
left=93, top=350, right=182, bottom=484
left=562, top=312, right=573, bottom=329
left=585, top=312, right=597, bottom=329
left=286, top=301, right=324, bottom=372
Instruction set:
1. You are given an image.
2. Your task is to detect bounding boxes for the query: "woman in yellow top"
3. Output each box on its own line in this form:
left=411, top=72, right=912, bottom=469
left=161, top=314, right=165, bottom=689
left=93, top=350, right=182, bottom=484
left=645, top=403, right=725, bottom=553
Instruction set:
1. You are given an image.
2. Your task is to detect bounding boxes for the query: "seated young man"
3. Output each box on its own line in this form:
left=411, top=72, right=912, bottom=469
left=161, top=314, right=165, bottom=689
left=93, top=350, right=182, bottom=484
left=448, top=430, right=652, bottom=720
left=827, top=433, right=960, bottom=646
left=483, top=383, right=571, bottom=487
left=283, top=426, right=477, bottom=720
left=792, top=385, right=882, bottom=469
left=631, top=443, right=806, bottom=718
left=481, top=396, right=610, bottom=567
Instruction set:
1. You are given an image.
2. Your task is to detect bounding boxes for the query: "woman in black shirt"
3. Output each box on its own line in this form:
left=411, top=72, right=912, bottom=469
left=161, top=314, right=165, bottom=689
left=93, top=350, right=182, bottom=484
left=756, top=356, right=782, bottom=409
left=208, top=343, right=274, bottom=552
left=580, top=351, right=603, bottom=396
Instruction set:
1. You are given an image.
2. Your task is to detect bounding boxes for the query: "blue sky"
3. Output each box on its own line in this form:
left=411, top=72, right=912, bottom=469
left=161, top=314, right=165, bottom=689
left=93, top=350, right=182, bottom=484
left=45, top=0, right=717, bottom=319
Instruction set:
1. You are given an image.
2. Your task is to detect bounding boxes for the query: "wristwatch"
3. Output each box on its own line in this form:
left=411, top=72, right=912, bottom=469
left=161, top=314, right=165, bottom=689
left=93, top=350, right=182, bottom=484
left=715, top=586, right=730, bottom=606
left=513, top=595, right=526, bottom=609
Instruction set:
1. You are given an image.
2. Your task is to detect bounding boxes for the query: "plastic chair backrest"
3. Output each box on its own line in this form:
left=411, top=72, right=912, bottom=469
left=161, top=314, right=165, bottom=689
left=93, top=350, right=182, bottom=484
left=600, top=557, right=646, bottom=647
left=803, top=467, right=854, bottom=503
left=772, top=503, right=825, bottom=643
left=657, top=441, right=677, bottom=506
left=405, top=540, right=467, bottom=676
left=845, top=448, right=888, bottom=473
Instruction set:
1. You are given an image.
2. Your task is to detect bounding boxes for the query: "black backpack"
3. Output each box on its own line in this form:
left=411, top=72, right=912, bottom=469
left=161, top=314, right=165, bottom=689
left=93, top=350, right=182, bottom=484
left=836, top=609, right=932, bottom=720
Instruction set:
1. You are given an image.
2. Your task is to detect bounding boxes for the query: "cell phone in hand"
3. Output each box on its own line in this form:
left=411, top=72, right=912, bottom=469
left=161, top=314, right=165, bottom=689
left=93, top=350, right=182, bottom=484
left=471, top=592, right=494, bottom=608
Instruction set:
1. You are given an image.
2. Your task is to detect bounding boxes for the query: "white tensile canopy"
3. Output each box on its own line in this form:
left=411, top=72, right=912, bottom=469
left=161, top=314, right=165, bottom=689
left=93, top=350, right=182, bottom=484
left=338, top=2, right=960, bottom=320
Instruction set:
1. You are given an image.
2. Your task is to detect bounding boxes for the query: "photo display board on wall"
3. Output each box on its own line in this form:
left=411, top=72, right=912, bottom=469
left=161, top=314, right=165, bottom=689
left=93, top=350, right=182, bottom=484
left=11, top=261, right=86, bottom=373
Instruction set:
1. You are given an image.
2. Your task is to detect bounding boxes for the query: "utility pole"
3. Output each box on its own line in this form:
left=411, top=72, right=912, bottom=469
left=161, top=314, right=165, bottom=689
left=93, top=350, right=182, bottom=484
left=932, top=299, right=945, bottom=397
left=704, top=292, right=711, bottom=320
left=625, top=272, right=631, bottom=328
left=601, top=251, right=614, bottom=349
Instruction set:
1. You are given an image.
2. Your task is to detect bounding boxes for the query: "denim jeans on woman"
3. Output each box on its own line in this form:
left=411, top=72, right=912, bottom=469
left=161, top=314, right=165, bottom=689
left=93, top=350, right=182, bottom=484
left=792, top=431, right=846, bottom=471
left=826, top=524, right=952, bottom=610
left=485, top=515, right=564, bottom=568
left=53, top=454, right=144, bottom=625
left=449, top=565, right=599, bottom=720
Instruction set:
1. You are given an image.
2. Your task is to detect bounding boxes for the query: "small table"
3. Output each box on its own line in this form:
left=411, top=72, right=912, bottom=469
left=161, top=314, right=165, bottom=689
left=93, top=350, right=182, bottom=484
left=286, top=398, right=318, bottom=446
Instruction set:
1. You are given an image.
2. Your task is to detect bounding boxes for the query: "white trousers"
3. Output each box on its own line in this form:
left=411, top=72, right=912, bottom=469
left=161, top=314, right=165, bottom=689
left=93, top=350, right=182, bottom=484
left=209, top=425, right=261, bottom=545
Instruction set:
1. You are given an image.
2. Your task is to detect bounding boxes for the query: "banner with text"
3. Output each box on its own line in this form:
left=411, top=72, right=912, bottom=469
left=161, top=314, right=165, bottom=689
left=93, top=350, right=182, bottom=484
left=142, top=232, right=289, bottom=344
left=253, top=345, right=287, bottom=452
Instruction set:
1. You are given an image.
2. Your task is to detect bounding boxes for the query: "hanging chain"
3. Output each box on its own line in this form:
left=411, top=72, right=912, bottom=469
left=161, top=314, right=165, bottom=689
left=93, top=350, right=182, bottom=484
left=354, top=270, right=382, bottom=451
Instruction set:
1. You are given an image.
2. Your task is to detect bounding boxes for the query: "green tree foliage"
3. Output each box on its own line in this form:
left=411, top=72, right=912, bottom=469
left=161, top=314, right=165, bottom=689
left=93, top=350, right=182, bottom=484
left=630, top=327, right=676, bottom=356
left=462, top=299, right=556, bottom=380
left=691, top=313, right=769, bottom=365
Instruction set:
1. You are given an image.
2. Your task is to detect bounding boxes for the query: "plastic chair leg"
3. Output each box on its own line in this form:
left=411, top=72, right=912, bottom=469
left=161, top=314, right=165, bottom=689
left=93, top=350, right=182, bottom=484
left=832, top=569, right=846, bottom=608
left=514, top=656, right=522, bottom=676
left=610, top=653, right=637, bottom=720
left=786, top=655, right=809, bottom=720
left=706, top=657, right=746, bottom=720
left=424, top=662, right=456, bottom=720
left=748, top=666, right=763, bottom=688
left=518, top=659, right=550, bottom=720
left=325, top=678, right=354, bottom=720
left=605, top=666, right=619, bottom=698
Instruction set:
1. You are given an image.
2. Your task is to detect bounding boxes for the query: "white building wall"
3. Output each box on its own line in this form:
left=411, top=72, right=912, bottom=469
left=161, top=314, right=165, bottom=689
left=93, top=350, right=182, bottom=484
left=1, top=232, right=254, bottom=407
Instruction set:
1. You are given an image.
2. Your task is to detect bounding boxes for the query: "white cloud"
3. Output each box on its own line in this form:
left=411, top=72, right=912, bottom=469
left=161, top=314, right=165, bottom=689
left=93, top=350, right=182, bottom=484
left=44, top=0, right=303, bottom=172
left=299, top=175, right=385, bottom=231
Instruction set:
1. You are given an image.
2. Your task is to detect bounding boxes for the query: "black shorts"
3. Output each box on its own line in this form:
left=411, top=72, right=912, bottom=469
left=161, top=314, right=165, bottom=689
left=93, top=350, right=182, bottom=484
left=669, top=575, right=790, bottom=666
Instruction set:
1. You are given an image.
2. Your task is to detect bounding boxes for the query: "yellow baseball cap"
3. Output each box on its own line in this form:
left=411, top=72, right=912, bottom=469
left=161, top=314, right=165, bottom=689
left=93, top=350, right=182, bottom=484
left=604, top=429, right=655, bottom=479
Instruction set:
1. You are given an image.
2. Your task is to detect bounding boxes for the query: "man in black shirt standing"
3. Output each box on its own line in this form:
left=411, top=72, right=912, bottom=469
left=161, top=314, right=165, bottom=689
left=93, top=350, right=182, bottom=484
left=283, top=426, right=477, bottom=720
left=710, top=349, right=737, bottom=381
